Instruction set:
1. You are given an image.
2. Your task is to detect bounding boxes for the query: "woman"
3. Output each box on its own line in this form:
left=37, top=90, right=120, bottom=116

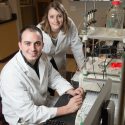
left=37, top=1, right=84, bottom=77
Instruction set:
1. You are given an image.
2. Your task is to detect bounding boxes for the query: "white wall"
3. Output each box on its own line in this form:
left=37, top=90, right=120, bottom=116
left=8, top=0, right=111, bottom=34
left=61, top=0, right=111, bottom=32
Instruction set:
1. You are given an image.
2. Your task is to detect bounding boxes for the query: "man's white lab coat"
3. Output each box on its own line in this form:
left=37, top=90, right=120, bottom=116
left=0, top=51, right=73, bottom=125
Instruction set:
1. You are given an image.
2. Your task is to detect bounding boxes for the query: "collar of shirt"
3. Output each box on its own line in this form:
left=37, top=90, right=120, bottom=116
left=20, top=51, right=41, bottom=78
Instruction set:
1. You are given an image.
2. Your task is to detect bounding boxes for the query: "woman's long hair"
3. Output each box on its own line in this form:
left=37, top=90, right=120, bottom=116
left=40, top=1, right=70, bottom=36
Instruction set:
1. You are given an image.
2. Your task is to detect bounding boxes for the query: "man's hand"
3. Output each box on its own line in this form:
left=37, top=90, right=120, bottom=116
left=56, top=94, right=83, bottom=116
left=56, top=87, right=85, bottom=116
left=66, top=87, right=84, bottom=97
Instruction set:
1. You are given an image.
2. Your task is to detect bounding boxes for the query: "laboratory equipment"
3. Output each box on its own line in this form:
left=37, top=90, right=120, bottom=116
left=75, top=79, right=115, bottom=125
left=116, top=54, right=125, bottom=125
left=106, top=1, right=124, bottom=29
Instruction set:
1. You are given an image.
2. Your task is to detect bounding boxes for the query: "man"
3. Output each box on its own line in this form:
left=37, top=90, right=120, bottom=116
left=0, top=25, right=84, bottom=125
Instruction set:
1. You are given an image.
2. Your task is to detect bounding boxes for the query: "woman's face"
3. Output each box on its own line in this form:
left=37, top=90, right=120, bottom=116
left=48, top=8, right=63, bottom=33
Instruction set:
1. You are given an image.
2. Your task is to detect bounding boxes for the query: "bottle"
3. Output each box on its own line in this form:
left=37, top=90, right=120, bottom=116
left=106, top=1, right=124, bottom=29
left=121, top=0, right=125, bottom=9
left=105, top=0, right=125, bottom=55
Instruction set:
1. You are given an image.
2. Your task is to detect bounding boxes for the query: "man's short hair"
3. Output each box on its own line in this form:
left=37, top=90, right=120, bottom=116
left=19, top=25, right=43, bottom=42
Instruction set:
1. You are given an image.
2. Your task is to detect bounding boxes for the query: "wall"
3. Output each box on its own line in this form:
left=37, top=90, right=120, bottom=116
left=8, top=0, right=111, bottom=33
left=8, top=0, right=17, bottom=13
left=8, top=0, right=125, bottom=32
left=61, top=0, right=111, bottom=32
left=8, top=0, right=35, bottom=34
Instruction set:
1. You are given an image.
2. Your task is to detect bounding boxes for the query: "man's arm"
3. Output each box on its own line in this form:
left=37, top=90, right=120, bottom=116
left=56, top=94, right=83, bottom=116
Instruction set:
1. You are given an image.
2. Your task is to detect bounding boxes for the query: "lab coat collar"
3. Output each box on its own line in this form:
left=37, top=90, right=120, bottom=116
left=56, top=30, right=65, bottom=47
left=42, top=29, right=66, bottom=54
left=38, top=57, right=46, bottom=84
left=20, top=51, right=41, bottom=78
left=16, top=51, right=46, bottom=84
left=54, top=31, right=66, bottom=55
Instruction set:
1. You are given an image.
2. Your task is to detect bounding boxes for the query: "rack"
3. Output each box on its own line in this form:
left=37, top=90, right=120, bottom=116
left=80, top=27, right=125, bottom=42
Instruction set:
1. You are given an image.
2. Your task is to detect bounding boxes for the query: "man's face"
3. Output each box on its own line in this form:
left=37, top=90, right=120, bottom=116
left=18, top=30, right=43, bottom=64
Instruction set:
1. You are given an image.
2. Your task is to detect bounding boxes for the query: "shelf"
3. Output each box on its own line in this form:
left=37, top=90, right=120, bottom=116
left=79, top=27, right=125, bottom=42
left=20, top=5, right=33, bottom=7
left=35, top=0, right=52, bottom=23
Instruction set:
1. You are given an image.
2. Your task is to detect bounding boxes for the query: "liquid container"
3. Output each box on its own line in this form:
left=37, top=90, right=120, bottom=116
left=106, top=1, right=124, bottom=29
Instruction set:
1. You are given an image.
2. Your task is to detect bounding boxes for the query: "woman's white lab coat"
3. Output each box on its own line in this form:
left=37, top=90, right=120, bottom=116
left=37, top=18, right=84, bottom=76
left=0, top=51, right=73, bottom=125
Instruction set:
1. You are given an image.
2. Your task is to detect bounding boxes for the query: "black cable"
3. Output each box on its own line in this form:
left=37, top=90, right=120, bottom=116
left=90, top=40, right=102, bottom=91
left=102, top=57, right=107, bottom=79
left=92, top=56, right=96, bottom=79
left=90, top=39, right=96, bottom=79
left=97, top=82, right=103, bottom=92
left=102, top=57, right=113, bottom=79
